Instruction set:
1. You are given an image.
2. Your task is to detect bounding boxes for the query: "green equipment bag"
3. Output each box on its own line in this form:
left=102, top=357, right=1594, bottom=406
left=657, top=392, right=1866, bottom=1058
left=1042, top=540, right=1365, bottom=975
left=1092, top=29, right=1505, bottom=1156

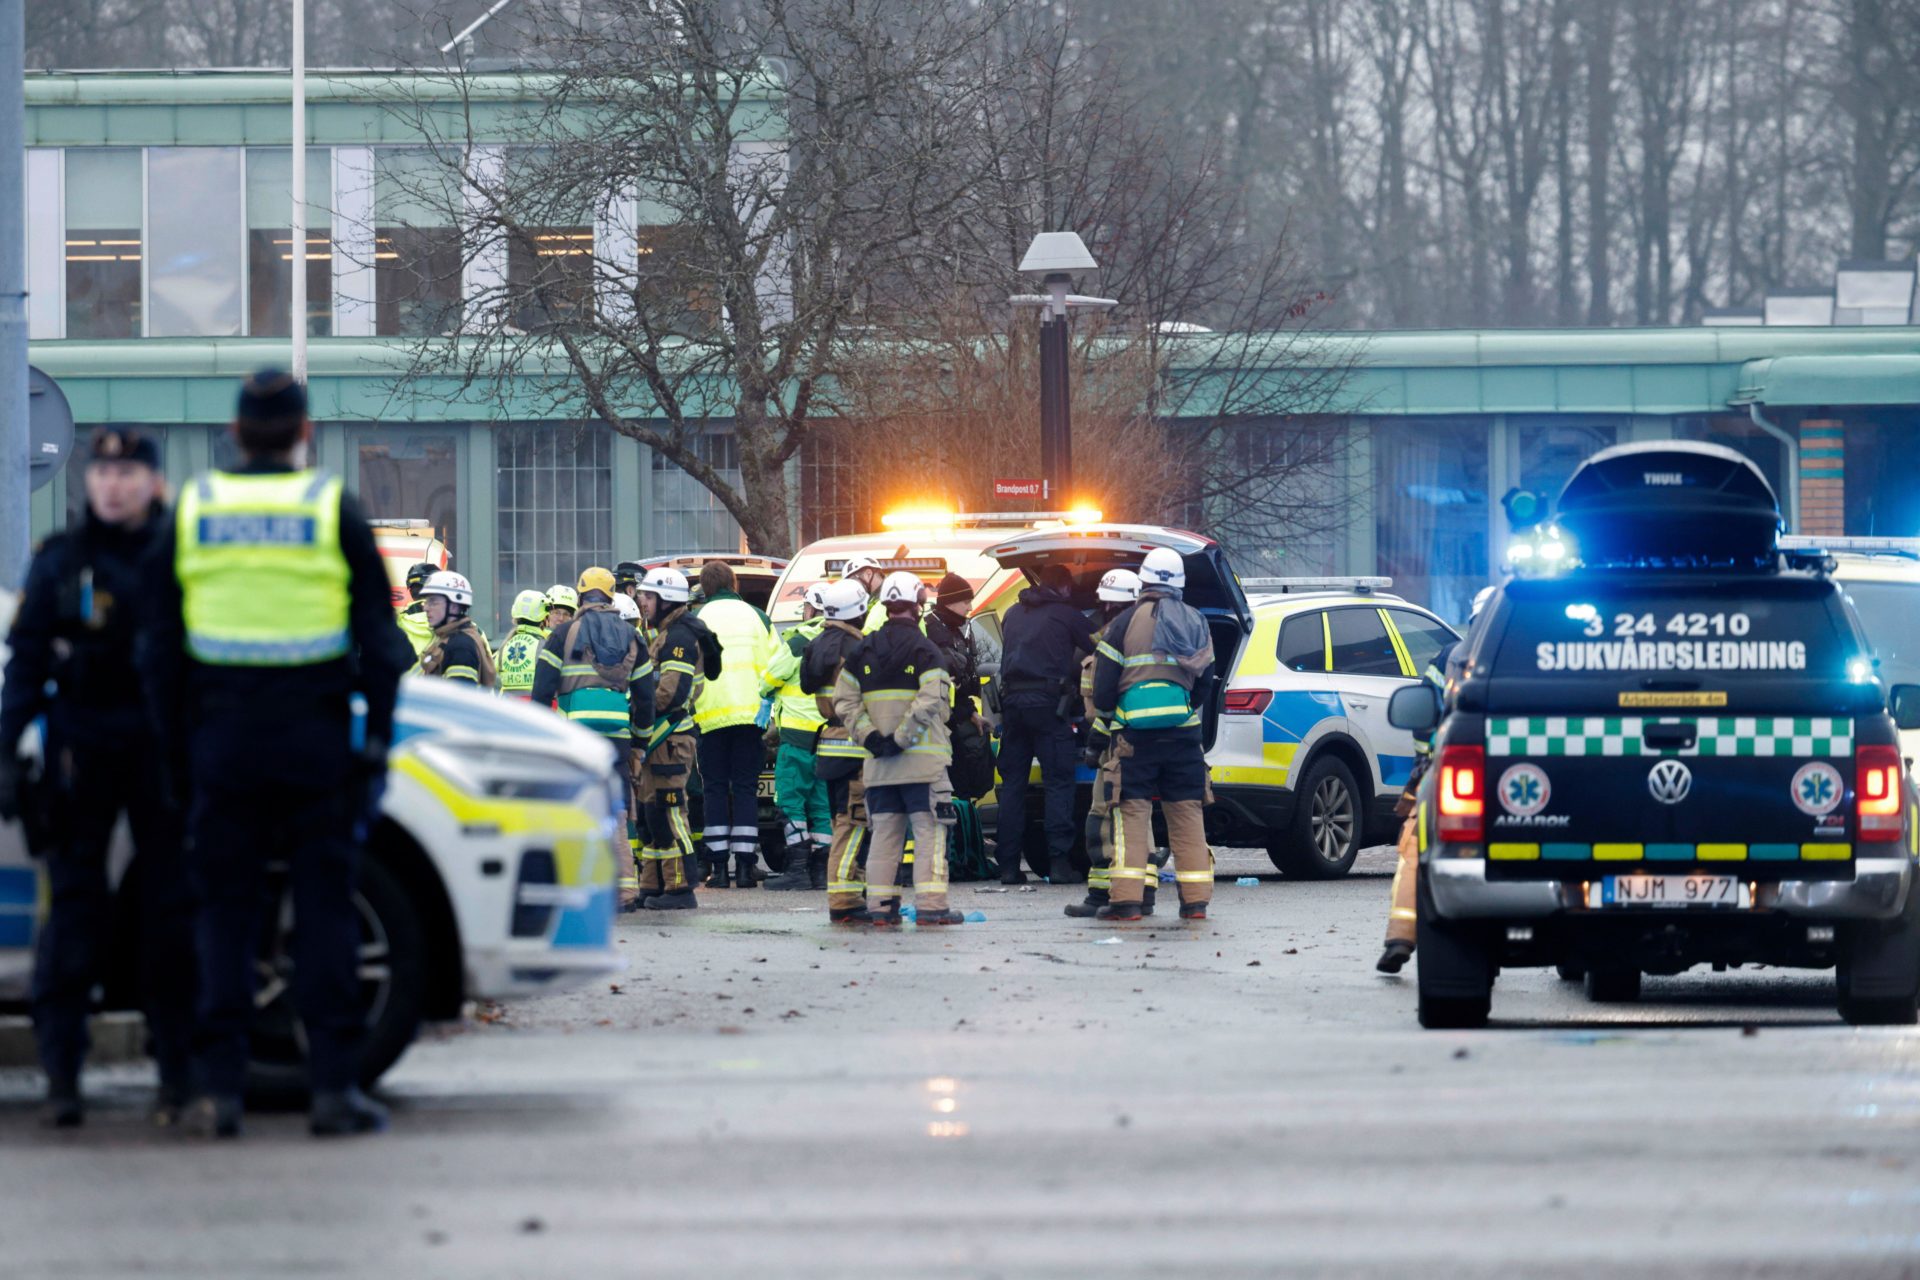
left=946, top=798, right=995, bottom=882
left=1115, top=679, right=1194, bottom=731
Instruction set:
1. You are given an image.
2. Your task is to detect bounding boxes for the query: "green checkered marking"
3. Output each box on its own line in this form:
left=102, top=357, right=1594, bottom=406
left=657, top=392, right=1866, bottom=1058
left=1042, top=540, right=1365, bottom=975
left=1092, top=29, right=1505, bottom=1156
left=1487, top=716, right=1852, bottom=758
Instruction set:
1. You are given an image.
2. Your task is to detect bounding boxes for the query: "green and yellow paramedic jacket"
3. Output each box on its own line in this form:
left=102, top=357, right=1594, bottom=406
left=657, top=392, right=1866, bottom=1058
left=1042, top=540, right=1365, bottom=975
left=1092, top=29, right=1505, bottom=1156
left=1090, top=592, right=1217, bottom=737
left=761, top=616, right=826, bottom=745
left=692, top=590, right=777, bottom=733
left=496, top=623, right=547, bottom=699
left=532, top=604, right=651, bottom=740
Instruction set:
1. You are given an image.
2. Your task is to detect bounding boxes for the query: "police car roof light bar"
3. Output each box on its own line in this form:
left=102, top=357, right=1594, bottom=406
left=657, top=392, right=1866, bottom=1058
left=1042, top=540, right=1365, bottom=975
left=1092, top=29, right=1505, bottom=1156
left=1239, top=576, right=1393, bottom=594
left=1777, top=536, right=1920, bottom=559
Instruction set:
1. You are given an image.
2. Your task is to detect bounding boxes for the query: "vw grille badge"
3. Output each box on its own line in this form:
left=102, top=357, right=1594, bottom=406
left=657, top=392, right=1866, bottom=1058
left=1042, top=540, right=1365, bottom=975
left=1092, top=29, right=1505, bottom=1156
left=1647, top=759, right=1692, bottom=805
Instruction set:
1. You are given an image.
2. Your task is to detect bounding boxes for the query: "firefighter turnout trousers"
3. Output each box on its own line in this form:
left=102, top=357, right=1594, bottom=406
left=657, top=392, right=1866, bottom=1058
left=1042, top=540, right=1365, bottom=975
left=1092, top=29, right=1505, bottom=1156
left=1110, top=729, right=1213, bottom=908
left=825, top=775, right=868, bottom=914
left=862, top=783, right=950, bottom=914
left=1386, top=814, right=1419, bottom=946
left=637, top=733, right=698, bottom=895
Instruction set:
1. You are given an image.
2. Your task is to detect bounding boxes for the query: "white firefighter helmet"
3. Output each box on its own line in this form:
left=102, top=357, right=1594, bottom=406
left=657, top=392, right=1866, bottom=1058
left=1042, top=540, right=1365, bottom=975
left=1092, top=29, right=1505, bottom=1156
left=1139, top=547, right=1186, bottom=591
left=614, top=592, right=642, bottom=623
left=802, top=582, right=829, bottom=613
left=1096, top=568, right=1143, bottom=603
left=878, top=571, right=924, bottom=607
left=421, top=570, right=474, bottom=609
left=822, top=579, right=869, bottom=621
left=510, top=588, right=550, bottom=624
left=638, top=565, right=690, bottom=604
left=841, top=555, right=881, bottom=580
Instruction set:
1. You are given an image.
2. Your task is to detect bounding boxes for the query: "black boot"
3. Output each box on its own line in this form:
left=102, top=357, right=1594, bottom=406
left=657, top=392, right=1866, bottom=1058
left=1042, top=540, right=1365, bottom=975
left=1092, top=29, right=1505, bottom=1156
left=644, top=887, right=698, bottom=911
left=184, top=1093, right=244, bottom=1139
left=1094, top=900, right=1143, bottom=922
left=1048, top=856, right=1083, bottom=885
left=701, top=847, right=728, bottom=888
left=807, top=848, right=829, bottom=890
left=868, top=898, right=903, bottom=928
left=830, top=905, right=871, bottom=925
left=151, top=1067, right=193, bottom=1129
left=734, top=850, right=760, bottom=889
left=1142, top=883, right=1157, bottom=917
left=1179, top=900, right=1208, bottom=921
left=1064, top=887, right=1109, bottom=918
left=43, top=1076, right=82, bottom=1129
left=763, top=844, right=812, bottom=891
left=310, top=1087, right=389, bottom=1137
left=998, top=847, right=1027, bottom=885
left=917, top=908, right=966, bottom=926
left=1376, top=939, right=1414, bottom=974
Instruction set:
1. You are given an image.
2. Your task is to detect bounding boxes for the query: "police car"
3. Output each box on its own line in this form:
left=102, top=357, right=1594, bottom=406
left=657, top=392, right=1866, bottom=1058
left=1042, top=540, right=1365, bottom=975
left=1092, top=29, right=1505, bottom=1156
left=983, top=525, right=1459, bottom=876
left=0, top=674, right=624, bottom=1097
left=1786, top=537, right=1920, bottom=765
left=1396, top=442, right=1920, bottom=1029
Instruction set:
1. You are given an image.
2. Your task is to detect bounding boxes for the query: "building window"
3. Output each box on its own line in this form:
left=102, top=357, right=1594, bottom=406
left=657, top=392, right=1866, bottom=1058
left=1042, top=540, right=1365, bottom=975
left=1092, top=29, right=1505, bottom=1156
left=507, top=225, right=595, bottom=332
left=798, top=425, right=872, bottom=542
left=147, top=147, right=244, bottom=337
left=246, top=147, right=332, bottom=337
left=375, top=148, right=463, bottom=336
left=1372, top=417, right=1489, bottom=626
left=357, top=431, right=460, bottom=569
left=652, top=430, right=743, bottom=554
left=496, top=423, right=614, bottom=617
left=64, top=148, right=143, bottom=338
left=1516, top=417, right=1619, bottom=506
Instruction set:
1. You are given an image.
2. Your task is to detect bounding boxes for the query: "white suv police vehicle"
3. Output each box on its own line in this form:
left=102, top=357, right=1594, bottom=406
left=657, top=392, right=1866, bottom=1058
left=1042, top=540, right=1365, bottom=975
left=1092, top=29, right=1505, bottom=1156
left=1397, top=443, right=1920, bottom=1029
left=984, top=525, right=1459, bottom=877
left=0, top=675, right=624, bottom=1097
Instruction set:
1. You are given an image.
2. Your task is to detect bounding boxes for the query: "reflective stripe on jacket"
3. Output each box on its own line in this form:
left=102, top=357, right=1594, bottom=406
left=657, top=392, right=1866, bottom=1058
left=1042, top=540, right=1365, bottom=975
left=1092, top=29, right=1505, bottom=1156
left=552, top=606, right=645, bottom=738
left=175, top=469, right=351, bottom=667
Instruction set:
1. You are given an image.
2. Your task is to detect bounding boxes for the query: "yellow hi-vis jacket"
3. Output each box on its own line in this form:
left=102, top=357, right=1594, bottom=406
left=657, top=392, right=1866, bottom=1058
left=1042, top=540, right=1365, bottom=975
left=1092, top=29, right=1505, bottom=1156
left=175, top=469, right=351, bottom=666
left=760, top=616, right=826, bottom=737
left=691, top=591, right=777, bottom=732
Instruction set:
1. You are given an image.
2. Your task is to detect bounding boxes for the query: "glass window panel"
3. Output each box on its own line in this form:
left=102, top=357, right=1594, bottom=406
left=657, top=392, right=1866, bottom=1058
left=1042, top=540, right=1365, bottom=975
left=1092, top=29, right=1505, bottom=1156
left=374, top=149, right=462, bottom=337
left=1277, top=612, right=1325, bottom=673
left=374, top=148, right=457, bottom=228
left=64, top=148, right=143, bottom=339
left=1373, top=418, right=1489, bottom=625
left=357, top=432, right=459, bottom=566
left=246, top=148, right=333, bottom=337
left=493, top=423, right=614, bottom=632
left=1386, top=608, right=1457, bottom=678
left=245, top=148, right=332, bottom=229
left=1515, top=418, right=1619, bottom=509
left=507, top=224, right=595, bottom=332
left=147, top=148, right=244, bottom=337
left=1327, top=607, right=1401, bottom=677
left=650, top=427, right=744, bottom=556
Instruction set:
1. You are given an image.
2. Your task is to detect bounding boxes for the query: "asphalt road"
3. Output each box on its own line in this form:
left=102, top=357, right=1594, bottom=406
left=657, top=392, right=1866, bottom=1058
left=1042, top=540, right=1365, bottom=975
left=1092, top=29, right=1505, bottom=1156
left=4, top=845, right=1919, bottom=1279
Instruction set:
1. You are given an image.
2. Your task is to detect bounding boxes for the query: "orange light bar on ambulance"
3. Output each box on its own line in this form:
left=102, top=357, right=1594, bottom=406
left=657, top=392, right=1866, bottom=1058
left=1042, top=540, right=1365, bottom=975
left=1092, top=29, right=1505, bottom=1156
left=879, top=506, right=955, bottom=531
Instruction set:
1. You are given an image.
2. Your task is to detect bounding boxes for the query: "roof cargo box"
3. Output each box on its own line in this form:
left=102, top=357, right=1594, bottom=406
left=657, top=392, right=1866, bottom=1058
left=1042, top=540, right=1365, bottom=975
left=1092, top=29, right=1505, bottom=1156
left=1554, top=441, right=1781, bottom=572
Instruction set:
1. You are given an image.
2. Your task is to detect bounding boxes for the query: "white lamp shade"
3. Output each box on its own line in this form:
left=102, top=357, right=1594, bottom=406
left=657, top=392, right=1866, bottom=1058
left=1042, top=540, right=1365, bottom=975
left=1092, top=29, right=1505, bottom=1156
left=1019, top=231, right=1097, bottom=275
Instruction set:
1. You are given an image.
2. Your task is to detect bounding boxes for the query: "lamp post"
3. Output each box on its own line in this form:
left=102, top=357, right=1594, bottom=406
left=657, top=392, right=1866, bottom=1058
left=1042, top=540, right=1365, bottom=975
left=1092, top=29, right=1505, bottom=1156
left=1011, top=232, right=1114, bottom=504
left=291, top=0, right=306, bottom=383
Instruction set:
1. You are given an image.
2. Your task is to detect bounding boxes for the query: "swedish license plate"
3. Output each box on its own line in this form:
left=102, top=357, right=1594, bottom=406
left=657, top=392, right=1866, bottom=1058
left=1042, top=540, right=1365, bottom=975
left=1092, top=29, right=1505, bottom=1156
left=1589, top=875, right=1749, bottom=909
left=756, top=777, right=776, bottom=800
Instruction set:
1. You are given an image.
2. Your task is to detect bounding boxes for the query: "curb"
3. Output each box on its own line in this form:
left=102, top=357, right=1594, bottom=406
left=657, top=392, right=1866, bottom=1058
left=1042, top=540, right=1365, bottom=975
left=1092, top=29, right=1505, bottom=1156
left=0, top=1013, right=148, bottom=1070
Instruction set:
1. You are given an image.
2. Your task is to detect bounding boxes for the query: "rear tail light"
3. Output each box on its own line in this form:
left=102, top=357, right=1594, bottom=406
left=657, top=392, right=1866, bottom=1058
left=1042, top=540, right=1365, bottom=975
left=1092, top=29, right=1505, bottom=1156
left=1856, top=745, right=1904, bottom=842
left=1436, top=744, right=1485, bottom=844
left=1222, top=688, right=1273, bottom=715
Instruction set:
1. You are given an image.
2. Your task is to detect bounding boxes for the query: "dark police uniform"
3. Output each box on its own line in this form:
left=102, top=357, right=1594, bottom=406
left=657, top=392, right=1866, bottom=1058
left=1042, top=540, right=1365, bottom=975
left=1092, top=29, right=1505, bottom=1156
left=993, top=581, right=1095, bottom=880
left=0, top=430, right=194, bottom=1119
left=143, top=383, right=410, bottom=1119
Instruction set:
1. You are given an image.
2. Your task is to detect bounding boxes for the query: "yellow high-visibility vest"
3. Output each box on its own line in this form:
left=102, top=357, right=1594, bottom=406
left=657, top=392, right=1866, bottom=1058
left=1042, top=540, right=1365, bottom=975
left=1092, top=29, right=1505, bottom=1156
left=175, top=469, right=351, bottom=666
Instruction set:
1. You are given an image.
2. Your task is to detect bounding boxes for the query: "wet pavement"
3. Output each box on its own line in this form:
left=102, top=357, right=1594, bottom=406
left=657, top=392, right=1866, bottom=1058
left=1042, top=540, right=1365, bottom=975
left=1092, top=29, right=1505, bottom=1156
left=4, top=845, right=1918, bottom=1278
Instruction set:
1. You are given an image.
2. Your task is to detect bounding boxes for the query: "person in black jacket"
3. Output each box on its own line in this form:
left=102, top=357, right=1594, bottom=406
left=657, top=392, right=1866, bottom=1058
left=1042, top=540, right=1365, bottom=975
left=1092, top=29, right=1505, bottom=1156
left=0, top=429, right=195, bottom=1129
left=992, top=564, right=1095, bottom=883
left=143, top=370, right=412, bottom=1139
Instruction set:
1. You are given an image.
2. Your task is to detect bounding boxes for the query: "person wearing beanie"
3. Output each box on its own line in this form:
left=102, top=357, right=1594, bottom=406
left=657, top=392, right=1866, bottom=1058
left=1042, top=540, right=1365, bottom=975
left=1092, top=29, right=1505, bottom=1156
left=141, top=368, right=412, bottom=1139
left=0, top=428, right=197, bottom=1131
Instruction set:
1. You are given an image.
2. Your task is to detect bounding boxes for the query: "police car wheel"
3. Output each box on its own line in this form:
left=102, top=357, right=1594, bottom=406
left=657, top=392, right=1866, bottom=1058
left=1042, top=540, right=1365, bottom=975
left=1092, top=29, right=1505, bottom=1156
left=1270, top=757, right=1362, bottom=879
left=1583, top=968, right=1641, bottom=1003
left=1837, top=996, right=1919, bottom=1027
left=243, top=855, right=428, bottom=1105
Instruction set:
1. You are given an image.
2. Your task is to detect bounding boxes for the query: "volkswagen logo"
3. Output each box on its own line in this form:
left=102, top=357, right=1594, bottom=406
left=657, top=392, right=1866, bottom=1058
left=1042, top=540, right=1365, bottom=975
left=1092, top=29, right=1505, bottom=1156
left=1647, top=759, right=1692, bottom=805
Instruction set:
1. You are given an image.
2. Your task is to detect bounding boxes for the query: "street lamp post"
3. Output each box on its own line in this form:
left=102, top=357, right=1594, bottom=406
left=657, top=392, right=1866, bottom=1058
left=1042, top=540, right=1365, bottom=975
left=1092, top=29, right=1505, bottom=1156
left=1012, top=232, right=1114, bottom=504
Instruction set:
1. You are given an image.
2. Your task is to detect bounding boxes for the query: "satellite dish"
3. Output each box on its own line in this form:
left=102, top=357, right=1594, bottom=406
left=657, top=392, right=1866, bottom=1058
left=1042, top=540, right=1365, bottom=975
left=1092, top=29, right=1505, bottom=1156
left=27, top=366, right=74, bottom=494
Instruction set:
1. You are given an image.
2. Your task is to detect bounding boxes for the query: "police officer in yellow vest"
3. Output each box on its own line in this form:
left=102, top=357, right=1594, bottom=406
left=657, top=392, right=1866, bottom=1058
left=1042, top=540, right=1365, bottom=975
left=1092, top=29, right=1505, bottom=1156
left=691, top=560, right=779, bottom=889
left=495, top=590, right=550, bottom=700
left=144, top=369, right=411, bottom=1138
left=759, top=583, right=831, bottom=890
left=1087, top=547, right=1218, bottom=922
left=532, top=568, right=653, bottom=905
